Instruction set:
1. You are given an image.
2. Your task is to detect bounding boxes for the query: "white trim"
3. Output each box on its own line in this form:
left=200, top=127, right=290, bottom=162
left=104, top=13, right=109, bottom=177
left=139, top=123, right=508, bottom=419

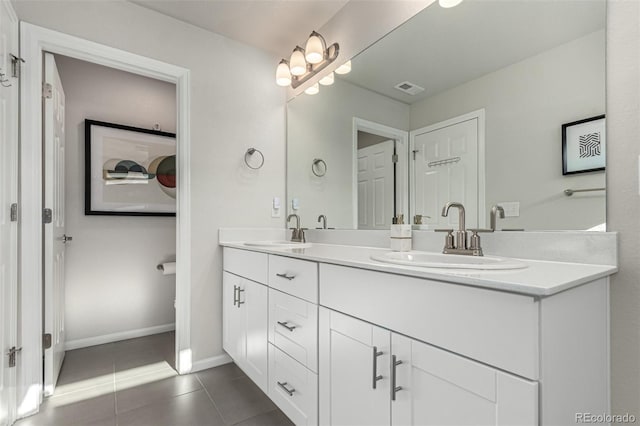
left=352, top=118, right=410, bottom=229
left=19, top=22, right=192, bottom=417
left=191, top=353, right=233, bottom=373
left=409, top=108, right=487, bottom=228
left=65, top=324, right=176, bottom=351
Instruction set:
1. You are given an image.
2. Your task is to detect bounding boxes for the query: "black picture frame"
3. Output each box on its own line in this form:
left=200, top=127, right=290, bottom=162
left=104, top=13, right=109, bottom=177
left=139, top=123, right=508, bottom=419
left=561, top=114, right=606, bottom=176
left=85, top=119, right=177, bottom=217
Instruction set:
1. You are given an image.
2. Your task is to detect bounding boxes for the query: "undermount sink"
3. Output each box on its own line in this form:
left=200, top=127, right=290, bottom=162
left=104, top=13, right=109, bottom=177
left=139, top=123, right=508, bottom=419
left=243, top=240, right=312, bottom=249
left=370, top=251, right=528, bottom=270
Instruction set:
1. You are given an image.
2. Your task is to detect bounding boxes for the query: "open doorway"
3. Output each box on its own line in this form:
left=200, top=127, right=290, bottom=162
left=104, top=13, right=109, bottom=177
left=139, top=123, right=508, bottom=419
left=42, top=53, right=178, bottom=396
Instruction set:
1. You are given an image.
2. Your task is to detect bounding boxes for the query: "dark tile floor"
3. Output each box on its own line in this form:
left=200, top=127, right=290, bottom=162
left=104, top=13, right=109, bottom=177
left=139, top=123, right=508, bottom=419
left=16, top=332, right=293, bottom=426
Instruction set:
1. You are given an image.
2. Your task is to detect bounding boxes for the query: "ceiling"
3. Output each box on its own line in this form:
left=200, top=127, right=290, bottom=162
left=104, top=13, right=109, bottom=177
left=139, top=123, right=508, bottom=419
left=340, top=0, right=606, bottom=104
left=129, top=0, right=349, bottom=57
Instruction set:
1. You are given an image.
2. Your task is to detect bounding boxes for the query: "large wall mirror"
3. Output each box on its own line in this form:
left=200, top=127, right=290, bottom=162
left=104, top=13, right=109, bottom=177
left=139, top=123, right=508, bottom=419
left=287, top=0, right=606, bottom=231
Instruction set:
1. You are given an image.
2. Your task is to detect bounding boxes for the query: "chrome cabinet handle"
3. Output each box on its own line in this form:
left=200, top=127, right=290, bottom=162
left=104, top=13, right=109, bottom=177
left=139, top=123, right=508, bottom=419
left=233, top=285, right=239, bottom=307
left=277, top=381, right=296, bottom=396
left=391, top=355, right=403, bottom=401
left=277, top=321, right=296, bottom=332
left=276, top=273, right=296, bottom=281
left=372, top=346, right=383, bottom=389
left=237, top=288, right=245, bottom=307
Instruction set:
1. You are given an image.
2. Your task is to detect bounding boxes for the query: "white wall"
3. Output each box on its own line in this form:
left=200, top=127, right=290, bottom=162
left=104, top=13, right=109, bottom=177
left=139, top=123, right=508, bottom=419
left=607, top=0, right=640, bottom=420
left=54, top=55, right=176, bottom=344
left=13, top=0, right=286, bottom=363
left=410, top=30, right=605, bottom=230
left=287, top=78, right=409, bottom=229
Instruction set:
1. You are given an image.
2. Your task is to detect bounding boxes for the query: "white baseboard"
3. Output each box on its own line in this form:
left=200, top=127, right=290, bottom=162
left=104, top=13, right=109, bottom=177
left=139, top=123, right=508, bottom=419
left=191, top=353, right=233, bottom=373
left=65, top=323, right=176, bottom=350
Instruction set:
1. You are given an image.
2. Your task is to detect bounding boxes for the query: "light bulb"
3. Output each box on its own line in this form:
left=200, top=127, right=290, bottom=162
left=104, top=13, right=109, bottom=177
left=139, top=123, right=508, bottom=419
left=275, top=60, right=291, bottom=87
left=439, top=0, right=463, bottom=8
left=289, top=47, right=307, bottom=76
left=319, top=72, right=334, bottom=86
left=305, top=31, right=325, bottom=64
left=335, top=60, right=351, bottom=75
left=304, top=83, right=319, bottom=95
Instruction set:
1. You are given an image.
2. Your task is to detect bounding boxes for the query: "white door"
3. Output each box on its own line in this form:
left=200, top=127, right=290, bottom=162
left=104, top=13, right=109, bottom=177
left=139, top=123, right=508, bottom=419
left=412, top=117, right=480, bottom=229
left=358, top=140, right=395, bottom=230
left=222, top=272, right=245, bottom=363
left=319, top=308, right=391, bottom=426
left=0, top=1, right=18, bottom=424
left=43, top=52, right=66, bottom=396
left=242, top=279, right=268, bottom=393
left=391, top=334, right=538, bottom=426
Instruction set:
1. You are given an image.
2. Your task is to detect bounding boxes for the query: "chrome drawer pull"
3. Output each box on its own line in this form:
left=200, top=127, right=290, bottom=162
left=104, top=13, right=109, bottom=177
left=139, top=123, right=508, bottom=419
left=372, top=346, right=383, bottom=389
left=277, top=381, right=296, bottom=396
left=277, top=321, right=296, bottom=332
left=391, top=355, right=403, bottom=401
left=276, top=273, right=296, bottom=280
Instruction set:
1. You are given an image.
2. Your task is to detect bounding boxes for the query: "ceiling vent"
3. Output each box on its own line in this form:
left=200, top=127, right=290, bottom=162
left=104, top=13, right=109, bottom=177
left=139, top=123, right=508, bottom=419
left=394, top=81, right=425, bottom=96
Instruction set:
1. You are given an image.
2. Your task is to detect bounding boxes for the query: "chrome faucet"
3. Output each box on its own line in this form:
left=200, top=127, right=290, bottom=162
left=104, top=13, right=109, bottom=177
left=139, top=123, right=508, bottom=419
left=490, top=205, right=505, bottom=231
left=287, top=214, right=305, bottom=243
left=437, top=202, right=487, bottom=256
left=317, top=214, right=327, bottom=229
left=442, top=202, right=467, bottom=249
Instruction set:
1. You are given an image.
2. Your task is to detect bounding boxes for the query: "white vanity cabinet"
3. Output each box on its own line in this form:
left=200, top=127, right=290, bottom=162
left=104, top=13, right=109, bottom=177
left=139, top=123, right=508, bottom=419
left=319, top=308, right=538, bottom=426
left=222, top=249, right=269, bottom=393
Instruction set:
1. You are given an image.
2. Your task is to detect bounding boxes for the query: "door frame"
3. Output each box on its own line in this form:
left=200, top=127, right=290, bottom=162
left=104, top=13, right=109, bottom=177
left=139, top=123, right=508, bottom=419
left=19, top=23, right=192, bottom=416
left=409, top=109, right=486, bottom=228
left=352, top=118, right=409, bottom=229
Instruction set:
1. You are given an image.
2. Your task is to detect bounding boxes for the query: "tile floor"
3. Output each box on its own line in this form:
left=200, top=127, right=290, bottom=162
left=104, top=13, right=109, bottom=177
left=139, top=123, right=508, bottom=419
left=16, top=332, right=293, bottom=426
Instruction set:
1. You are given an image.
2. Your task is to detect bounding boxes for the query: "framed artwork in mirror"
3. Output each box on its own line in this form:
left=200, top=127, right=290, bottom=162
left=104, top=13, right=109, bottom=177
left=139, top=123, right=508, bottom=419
left=562, top=115, right=606, bottom=175
left=85, top=119, right=176, bottom=216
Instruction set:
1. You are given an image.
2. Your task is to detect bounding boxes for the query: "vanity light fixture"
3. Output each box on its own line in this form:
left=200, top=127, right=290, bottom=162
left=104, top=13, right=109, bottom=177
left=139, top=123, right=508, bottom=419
left=304, top=83, right=320, bottom=95
left=319, top=72, right=335, bottom=86
left=334, top=60, right=351, bottom=75
left=275, top=30, right=340, bottom=89
left=439, top=0, right=464, bottom=8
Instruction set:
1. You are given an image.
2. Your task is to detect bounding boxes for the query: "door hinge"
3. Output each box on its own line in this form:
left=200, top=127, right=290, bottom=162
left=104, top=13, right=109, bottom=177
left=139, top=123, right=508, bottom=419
left=7, top=346, right=21, bottom=368
left=392, top=153, right=399, bottom=163
left=43, top=333, right=52, bottom=350
left=10, top=203, right=17, bottom=222
left=10, top=54, right=25, bottom=78
left=42, top=82, right=52, bottom=99
left=43, top=208, right=52, bottom=224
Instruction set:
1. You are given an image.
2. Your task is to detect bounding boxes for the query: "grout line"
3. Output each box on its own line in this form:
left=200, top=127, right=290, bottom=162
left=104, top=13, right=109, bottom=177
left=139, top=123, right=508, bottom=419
left=195, top=373, right=229, bottom=425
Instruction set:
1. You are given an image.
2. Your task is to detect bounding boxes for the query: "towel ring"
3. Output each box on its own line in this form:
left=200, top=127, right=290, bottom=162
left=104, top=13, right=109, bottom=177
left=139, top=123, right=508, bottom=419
left=244, top=148, right=264, bottom=170
left=312, top=158, right=327, bottom=177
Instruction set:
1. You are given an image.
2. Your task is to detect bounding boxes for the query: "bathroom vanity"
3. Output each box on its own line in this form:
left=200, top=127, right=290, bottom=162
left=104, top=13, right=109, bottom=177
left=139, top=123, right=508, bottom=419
left=219, top=232, right=616, bottom=426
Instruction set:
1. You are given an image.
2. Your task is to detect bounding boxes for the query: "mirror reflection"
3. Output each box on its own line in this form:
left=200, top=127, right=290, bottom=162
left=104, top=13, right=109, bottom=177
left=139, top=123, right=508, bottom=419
left=287, top=0, right=606, bottom=231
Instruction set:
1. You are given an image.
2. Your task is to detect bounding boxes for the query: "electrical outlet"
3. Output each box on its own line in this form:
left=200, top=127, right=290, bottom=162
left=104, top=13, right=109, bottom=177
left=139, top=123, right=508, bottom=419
left=271, top=197, right=281, bottom=218
left=498, top=201, right=520, bottom=217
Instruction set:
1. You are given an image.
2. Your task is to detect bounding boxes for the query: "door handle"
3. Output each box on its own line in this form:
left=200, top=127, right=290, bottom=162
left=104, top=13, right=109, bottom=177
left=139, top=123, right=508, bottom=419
left=276, top=273, right=296, bottom=281
left=277, top=321, right=296, bottom=332
left=237, top=287, right=245, bottom=307
left=391, top=355, right=403, bottom=401
left=62, top=234, right=73, bottom=243
left=233, top=285, right=238, bottom=307
left=277, top=381, right=296, bottom=396
left=372, top=346, right=383, bottom=389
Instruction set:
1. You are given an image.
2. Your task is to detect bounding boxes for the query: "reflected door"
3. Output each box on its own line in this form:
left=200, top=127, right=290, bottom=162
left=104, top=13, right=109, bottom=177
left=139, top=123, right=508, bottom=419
left=358, top=140, right=395, bottom=230
left=413, top=117, right=479, bottom=229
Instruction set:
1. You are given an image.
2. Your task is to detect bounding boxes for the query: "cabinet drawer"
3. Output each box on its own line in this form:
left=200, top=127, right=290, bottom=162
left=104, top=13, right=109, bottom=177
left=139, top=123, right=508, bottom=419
left=320, top=264, right=539, bottom=380
left=223, top=247, right=268, bottom=284
left=269, top=344, right=318, bottom=426
left=269, top=289, right=318, bottom=372
left=268, top=255, right=318, bottom=303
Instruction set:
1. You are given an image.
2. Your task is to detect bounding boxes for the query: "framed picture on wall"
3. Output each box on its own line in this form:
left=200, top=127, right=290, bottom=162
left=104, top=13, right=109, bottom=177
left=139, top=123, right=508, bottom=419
left=85, top=119, right=176, bottom=216
left=562, top=114, right=606, bottom=175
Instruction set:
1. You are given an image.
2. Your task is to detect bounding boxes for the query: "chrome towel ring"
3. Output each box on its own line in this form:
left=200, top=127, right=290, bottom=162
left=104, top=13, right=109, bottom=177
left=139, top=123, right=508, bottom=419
left=312, top=158, right=327, bottom=177
left=244, top=148, right=264, bottom=170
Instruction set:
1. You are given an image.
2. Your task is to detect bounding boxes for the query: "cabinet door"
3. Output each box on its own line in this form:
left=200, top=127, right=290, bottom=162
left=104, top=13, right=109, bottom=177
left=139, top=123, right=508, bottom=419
left=319, top=308, right=391, bottom=426
left=243, top=279, right=269, bottom=393
left=222, top=272, right=245, bottom=363
left=392, top=334, right=538, bottom=426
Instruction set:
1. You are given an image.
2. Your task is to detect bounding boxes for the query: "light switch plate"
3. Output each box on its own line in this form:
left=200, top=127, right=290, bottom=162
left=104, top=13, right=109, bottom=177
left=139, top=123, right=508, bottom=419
left=499, top=201, right=520, bottom=217
left=272, top=197, right=281, bottom=218
left=292, top=198, right=300, bottom=210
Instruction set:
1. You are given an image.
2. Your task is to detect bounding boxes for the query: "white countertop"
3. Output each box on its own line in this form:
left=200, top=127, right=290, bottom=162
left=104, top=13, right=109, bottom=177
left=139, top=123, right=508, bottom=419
left=220, top=242, right=617, bottom=297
